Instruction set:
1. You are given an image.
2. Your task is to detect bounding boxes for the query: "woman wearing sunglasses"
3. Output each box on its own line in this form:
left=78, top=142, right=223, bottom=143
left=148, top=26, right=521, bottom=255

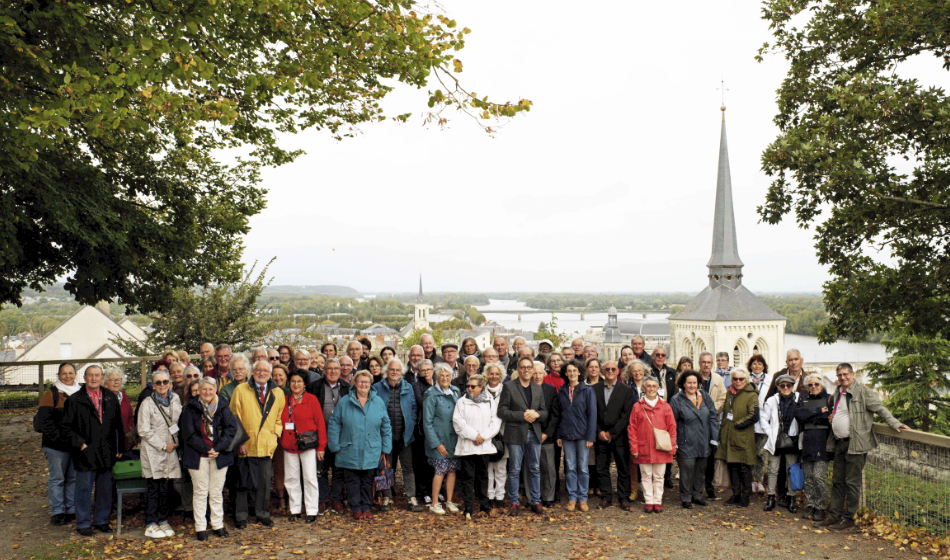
left=760, top=374, right=802, bottom=513
left=452, top=373, right=502, bottom=521
left=138, top=369, right=182, bottom=539
left=793, top=373, right=831, bottom=521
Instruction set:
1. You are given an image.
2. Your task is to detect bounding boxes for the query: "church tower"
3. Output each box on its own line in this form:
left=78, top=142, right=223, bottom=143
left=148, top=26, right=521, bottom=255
left=668, top=106, right=786, bottom=370
left=413, top=274, right=430, bottom=332
left=602, top=305, right=624, bottom=362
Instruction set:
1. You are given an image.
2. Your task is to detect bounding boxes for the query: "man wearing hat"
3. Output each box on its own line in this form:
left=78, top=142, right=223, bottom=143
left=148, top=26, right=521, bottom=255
left=536, top=340, right=555, bottom=364
left=440, top=342, right=461, bottom=380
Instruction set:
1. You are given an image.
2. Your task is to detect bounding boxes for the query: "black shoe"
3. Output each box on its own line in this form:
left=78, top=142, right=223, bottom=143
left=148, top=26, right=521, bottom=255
left=777, top=496, right=790, bottom=509
left=664, top=480, right=675, bottom=489
left=196, top=531, right=209, bottom=541
left=737, top=497, right=750, bottom=508
left=235, top=520, right=247, bottom=530
left=51, top=514, right=67, bottom=526
left=288, top=514, right=299, bottom=522
left=541, top=501, right=554, bottom=508
left=681, top=502, right=693, bottom=509
left=64, top=513, right=76, bottom=523
left=305, top=516, right=317, bottom=523
left=812, top=509, right=826, bottom=522
left=706, top=489, right=720, bottom=500
left=76, top=527, right=95, bottom=537
left=787, top=500, right=798, bottom=514
left=213, top=528, right=230, bottom=537
left=764, top=496, right=776, bottom=512
left=93, top=523, right=112, bottom=533
left=259, top=517, right=274, bottom=527
left=724, top=495, right=738, bottom=505
left=692, top=498, right=708, bottom=507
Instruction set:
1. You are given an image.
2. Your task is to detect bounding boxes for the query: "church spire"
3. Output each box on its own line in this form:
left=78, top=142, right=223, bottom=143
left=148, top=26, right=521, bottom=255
left=417, top=273, right=424, bottom=303
left=707, top=106, right=744, bottom=290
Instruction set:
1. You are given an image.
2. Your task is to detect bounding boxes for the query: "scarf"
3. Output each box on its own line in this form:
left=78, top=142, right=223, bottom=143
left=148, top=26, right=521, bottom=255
left=201, top=398, right=218, bottom=437
left=486, top=384, right=503, bottom=399
left=750, top=371, right=766, bottom=390
left=439, top=386, right=455, bottom=396
left=644, top=396, right=659, bottom=408
left=468, top=389, right=491, bottom=404
left=116, top=390, right=124, bottom=404
left=153, top=392, right=171, bottom=408
left=55, top=380, right=81, bottom=397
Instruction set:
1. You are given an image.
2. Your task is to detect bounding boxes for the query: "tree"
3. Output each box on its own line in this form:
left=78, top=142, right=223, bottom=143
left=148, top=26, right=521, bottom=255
left=758, top=0, right=950, bottom=432
left=114, top=260, right=273, bottom=355
left=1, top=0, right=530, bottom=313
left=535, top=313, right=576, bottom=347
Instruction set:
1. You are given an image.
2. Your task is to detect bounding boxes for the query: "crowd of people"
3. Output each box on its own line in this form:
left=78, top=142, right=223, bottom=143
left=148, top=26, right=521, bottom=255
left=34, top=335, right=910, bottom=540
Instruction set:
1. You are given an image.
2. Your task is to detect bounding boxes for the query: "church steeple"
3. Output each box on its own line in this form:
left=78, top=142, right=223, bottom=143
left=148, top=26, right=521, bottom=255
left=417, top=274, right=424, bottom=303
left=707, top=106, right=744, bottom=290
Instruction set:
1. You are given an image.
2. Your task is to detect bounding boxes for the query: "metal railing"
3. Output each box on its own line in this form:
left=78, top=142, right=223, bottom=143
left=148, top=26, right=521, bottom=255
left=863, top=423, right=950, bottom=536
left=0, top=356, right=169, bottom=410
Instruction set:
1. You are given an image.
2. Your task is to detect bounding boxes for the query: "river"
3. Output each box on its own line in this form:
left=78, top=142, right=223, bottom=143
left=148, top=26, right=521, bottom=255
left=457, top=299, right=889, bottom=363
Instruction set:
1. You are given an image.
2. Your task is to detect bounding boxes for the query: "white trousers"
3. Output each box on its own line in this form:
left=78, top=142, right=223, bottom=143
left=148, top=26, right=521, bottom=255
left=284, top=448, right=319, bottom=515
left=190, top=458, right=227, bottom=531
left=639, top=463, right=666, bottom=505
left=487, top=458, right=507, bottom=500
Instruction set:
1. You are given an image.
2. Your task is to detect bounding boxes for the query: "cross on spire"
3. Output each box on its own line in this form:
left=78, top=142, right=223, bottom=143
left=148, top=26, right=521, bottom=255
left=718, top=77, right=729, bottom=121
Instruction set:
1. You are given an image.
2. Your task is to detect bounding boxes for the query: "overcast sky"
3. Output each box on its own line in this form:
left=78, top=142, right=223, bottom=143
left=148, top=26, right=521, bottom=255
left=239, top=1, right=835, bottom=295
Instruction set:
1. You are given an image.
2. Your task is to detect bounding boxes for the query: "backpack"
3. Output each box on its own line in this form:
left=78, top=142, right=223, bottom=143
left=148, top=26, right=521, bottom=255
left=32, top=385, right=60, bottom=433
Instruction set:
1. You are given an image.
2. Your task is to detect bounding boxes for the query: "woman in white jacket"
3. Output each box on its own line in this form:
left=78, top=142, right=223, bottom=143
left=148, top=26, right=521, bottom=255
left=453, top=374, right=502, bottom=520
left=138, top=370, right=182, bottom=539
left=759, top=374, right=802, bottom=513
left=482, top=364, right=508, bottom=509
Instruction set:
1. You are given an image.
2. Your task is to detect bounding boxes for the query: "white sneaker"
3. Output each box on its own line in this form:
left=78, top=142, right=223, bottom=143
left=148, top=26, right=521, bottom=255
left=429, top=503, right=445, bottom=515
left=160, top=523, right=175, bottom=537
left=424, top=496, right=432, bottom=505
left=446, top=502, right=460, bottom=514
left=144, top=524, right=166, bottom=539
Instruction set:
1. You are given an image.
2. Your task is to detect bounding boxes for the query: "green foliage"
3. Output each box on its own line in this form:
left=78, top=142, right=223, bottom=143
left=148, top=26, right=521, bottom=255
left=0, top=1, right=528, bottom=312
left=535, top=314, right=577, bottom=348
left=758, top=0, right=950, bottom=344
left=114, top=260, right=273, bottom=355
left=465, top=306, right=486, bottom=326
left=864, top=332, right=950, bottom=435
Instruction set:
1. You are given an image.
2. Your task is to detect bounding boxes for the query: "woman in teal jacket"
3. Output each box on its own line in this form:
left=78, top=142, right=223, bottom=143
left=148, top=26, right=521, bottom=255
left=422, top=364, right=461, bottom=515
left=327, top=371, right=392, bottom=519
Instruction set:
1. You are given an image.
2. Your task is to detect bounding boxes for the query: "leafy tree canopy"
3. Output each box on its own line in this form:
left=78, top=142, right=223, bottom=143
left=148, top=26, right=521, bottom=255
left=1, top=0, right=529, bottom=313
left=758, top=0, right=950, bottom=342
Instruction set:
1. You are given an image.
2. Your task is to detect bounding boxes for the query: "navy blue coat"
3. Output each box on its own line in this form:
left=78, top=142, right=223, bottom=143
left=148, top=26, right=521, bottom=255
left=794, top=390, right=831, bottom=462
left=669, top=390, right=720, bottom=459
left=180, top=397, right=239, bottom=471
left=555, top=383, right=597, bottom=442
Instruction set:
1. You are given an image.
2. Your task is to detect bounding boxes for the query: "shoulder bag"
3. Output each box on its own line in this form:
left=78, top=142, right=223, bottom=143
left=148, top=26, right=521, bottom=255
left=642, top=406, right=673, bottom=452
left=290, top=395, right=320, bottom=452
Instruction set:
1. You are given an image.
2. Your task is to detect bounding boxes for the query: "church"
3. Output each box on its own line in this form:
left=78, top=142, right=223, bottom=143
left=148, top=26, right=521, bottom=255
left=667, top=106, right=787, bottom=370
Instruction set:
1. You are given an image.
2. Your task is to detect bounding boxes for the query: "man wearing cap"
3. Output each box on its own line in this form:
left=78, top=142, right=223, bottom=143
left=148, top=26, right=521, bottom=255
left=536, top=340, right=555, bottom=364
left=440, top=343, right=461, bottom=380
left=816, top=363, right=908, bottom=531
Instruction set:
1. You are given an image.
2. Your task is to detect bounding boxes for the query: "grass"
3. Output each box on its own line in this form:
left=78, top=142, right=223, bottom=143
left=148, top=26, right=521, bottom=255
left=863, top=463, right=950, bottom=535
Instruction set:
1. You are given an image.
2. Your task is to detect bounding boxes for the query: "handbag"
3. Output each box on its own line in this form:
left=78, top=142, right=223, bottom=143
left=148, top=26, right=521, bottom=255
left=487, top=433, right=506, bottom=462
left=289, top=397, right=320, bottom=452
left=787, top=461, right=805, bottom=492
left=373, top=454, right=395, bottom=491
left=712, top=458, right=730, bottom=488
left=224, top=419, right=249, bottom=454
left=642, top=406, right=673, bottom=452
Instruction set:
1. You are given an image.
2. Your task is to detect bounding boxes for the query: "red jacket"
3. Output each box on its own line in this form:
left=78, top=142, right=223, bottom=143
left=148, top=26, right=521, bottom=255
left=118, top=390, right=135, bottom=452
left=279, top=392, right=327, bottom=454
left=627, top=399, right=676, bottom=464
left=544, top=373, right=565, bottom=392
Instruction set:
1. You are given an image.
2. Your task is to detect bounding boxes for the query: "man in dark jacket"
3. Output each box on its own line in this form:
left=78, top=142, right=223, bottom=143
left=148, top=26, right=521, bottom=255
left=531, top=363, right=561, bottom=507
left=61, top=365, right=125, bottom=536
left=409, top=359, right=434, bottom=511
left=498, top=356, right=549, bottom=515
left=593, top=360, right=634, bottom=510
left=306, top=358, right=349, bottom=514
left=651, top=345, right=679, bottom=489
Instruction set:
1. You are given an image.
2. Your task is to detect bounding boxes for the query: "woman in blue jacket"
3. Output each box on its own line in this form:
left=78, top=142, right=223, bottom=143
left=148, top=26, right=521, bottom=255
left=556, top=363, right=596, bottom=512
left=669, top=370, right=720, bottom=509
left=422, top=364, right=461, bottom=515
left=327, top=371, right=392, bottom=520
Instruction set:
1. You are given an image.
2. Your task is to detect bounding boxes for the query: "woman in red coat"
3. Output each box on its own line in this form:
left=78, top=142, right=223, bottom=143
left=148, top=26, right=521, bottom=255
left=279, top=370, right=327, bottom=522
left=628, top=375, right=677, bottom=513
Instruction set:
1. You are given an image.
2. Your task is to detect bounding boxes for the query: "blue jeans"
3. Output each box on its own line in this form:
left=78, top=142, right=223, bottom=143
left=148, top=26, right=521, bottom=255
left=562, top=440, right=591, bottom=503
left=75, top=469, right=112, bottom=529
left=44, top=448, right=76, bottom=516
left=507, top=430, right=541, bottom=505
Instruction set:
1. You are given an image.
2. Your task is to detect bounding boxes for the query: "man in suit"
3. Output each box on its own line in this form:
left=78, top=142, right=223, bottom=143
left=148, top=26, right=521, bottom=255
left=593, top=360, right=634, bottom=510
left=498, top=356, right=549, bottom=516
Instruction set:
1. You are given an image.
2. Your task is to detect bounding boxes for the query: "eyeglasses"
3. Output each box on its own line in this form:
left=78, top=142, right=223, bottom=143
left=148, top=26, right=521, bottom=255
left=269, top=357, right=279, bottom=361
left=778, top=383, right=793, bottom=389
left=807, top=383, right=822, bottom=388
left=467, top=384, right=479, bottom=389
left=733, top=378, right=747, bottom=383
left=604, top=368, right=618, bottom=372
left=654, top=354, right=667, bottom=358
left=185, top=374, right=200, bottom=379
left=154, top=380, right=170, bottom=386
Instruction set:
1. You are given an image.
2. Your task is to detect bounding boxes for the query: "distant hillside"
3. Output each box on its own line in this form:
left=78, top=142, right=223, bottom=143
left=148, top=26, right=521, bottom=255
left=264, top=285, right=361, bottom=297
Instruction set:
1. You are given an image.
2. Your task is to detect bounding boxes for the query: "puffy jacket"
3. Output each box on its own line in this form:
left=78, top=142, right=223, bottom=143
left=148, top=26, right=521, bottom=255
left=36, top=386, right=70, bottom=452
left=180, top=396, right=239, bottom=470
left=137, top=393, right=183, bottom=479
left=61, top=386, right=125, bottom=472
left=794, top=390, right=831, bottom=462
left=423, top=385, right=460, bottom=461
left=229, top=380, right=286, bottom=458
left=452, top=396, right=501, bottom=456
left=760, top=392, right=802, bottom=455
left=373, top=379, right=417, bottom=446
left=280, top=392, right=327, bottom=454
left=670, top=390, right=720, bottom=459
left=628, top=399, right=677, bottom=464
left=716, top=383, right=760, bottom=465
left=327, top=389, right=392, bottom=470
left=555, top=383, right=597, bottom=442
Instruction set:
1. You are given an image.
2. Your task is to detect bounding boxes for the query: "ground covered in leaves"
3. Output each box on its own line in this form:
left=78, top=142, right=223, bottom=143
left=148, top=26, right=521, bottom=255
left=0, top=410, right=943, bottom=560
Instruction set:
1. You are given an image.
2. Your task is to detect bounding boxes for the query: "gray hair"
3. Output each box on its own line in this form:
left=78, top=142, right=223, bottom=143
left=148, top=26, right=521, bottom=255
left=483, top=363, right=504, bottom=377
left=295, top=349, right=312, bottom=359
left=625, top=360, right=649, bottom=380
left=836, top=362, right=854, bottom=374
left=386, top=358, right=405, bottom=372
left=230, top=353, right=249, bottom=373
left=631, top=335, right=645, bottom=344
left=324, top=357, right=341, bottom=368
left=513, top=336, right=526, bottom=345
left=152, top=370, right=171, bottom=382
left=252, top=359, right=273, bottom=373
left=417, top=359, right=433, bottom=371
left=184, top=365, right=201, bottom=378
left=804, top=372, right=824, bottom=385
left=84, top=364, right=103, bottom=377
left=716, top=351, right=730, bottom=360
left=642, top=375, right=660, bottom=387
left=434, top=362, right=454, bottom=380
left=787, top=348, right=802, bottom=359
left=699, top=351, right=713, bottom=361
left=103, top=368, right=125, bottom=386
left=198, top=376, right=218, bottom=390
left=252, top=346, right=268, bottom=356
left=652, top=344, right=668, bottom=356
